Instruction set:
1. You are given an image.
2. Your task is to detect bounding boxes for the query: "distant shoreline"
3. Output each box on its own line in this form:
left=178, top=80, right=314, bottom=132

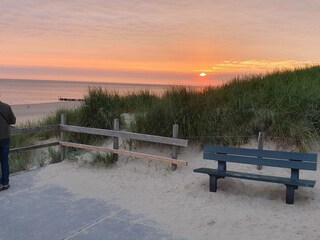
left=0, top=78, right=196, bottom=88
left=1, top=78, right=191, bottom=105
left=12, top=101, right=82, bottom=124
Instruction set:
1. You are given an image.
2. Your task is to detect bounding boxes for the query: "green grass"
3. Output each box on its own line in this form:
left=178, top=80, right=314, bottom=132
left=48, top=147, right=61, bottom=164
left=9, top=122, right=39, bottom=173
left=91, top=152, right=117, bottom=168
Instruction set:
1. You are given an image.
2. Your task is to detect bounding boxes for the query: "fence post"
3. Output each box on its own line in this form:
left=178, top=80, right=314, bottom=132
left=60, top=113, right=66, bottom=162
left=257, top=132, right=265, bottom=170
left=171, top=124, right=178, bottom=171
left=113, top=118, right=119, bottom=162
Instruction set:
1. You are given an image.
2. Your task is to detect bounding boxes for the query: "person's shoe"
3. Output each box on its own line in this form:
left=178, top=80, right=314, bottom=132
left=0, top=184, right=10, bottom=191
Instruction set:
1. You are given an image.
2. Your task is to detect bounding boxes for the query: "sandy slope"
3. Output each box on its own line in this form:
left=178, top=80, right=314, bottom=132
left=35, top=140, right=320, bottom=240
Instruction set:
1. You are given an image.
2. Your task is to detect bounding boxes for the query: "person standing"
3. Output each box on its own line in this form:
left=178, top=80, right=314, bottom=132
left=0, top=101, right=16, bottom=191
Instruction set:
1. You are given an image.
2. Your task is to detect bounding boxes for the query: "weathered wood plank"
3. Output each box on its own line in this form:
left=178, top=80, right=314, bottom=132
left=171, top=124, right=179, bottom=171
left=11, top=125, right=59, bottom=136
left=60, top=124, right=188, bottom=147
left=9, top=141, right=60, bottom=153
left=60, top=113, right=66, bottom=161
left=59, top=141, right=188, bottom=166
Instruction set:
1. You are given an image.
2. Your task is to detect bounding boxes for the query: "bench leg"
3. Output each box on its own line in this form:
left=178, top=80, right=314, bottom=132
left=286, top=185, right=295, bottom=204
left=291, top=169, right=299, bottom=190
left=209, top=175, right=218, bottom=192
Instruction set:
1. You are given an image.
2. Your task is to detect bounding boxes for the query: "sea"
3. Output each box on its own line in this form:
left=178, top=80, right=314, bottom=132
left=0, top=79, right=189, bottom=105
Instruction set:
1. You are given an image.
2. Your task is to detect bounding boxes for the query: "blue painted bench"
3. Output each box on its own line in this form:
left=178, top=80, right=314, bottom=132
left=194, top=145, right=318, bottom=204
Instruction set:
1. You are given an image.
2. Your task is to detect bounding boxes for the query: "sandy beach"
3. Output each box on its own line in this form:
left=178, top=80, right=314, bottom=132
left=12, top=101, right=82, bottom=124
left=9, top=102, right=320, bottom=239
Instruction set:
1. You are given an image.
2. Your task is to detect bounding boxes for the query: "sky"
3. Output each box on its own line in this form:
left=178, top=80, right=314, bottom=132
left=0, top=0, right=319, bottom=86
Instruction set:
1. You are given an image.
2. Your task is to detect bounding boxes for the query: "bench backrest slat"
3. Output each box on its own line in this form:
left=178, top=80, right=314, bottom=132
left=204, top=145, right=317, bottom=162
left=204, top=145, right=317, bottom=171
left=203, top=152, right=317, bottom=170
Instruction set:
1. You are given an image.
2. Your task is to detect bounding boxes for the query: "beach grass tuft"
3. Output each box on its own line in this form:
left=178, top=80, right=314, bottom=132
left=91, top=152, right=117, bottom=167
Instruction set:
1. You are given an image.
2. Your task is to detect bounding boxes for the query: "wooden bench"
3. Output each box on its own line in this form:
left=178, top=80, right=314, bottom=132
left=194, top=145, right=318, bottom=204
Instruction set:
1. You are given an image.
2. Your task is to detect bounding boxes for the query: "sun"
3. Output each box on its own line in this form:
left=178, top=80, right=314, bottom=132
left=199, top=72, right=206, bottom=77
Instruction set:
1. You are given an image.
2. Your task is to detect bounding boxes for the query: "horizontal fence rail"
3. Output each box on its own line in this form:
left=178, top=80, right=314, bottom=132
left=10, top=141, right=60, bottom=153
left=60, top=124, right=188, bottom=147
left=60, top=141, right=188, bottom=166
left=11, top=124, right=59, bottom=136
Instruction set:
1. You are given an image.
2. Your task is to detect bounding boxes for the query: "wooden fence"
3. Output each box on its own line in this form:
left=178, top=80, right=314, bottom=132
left=10, top=113, right=189, bottom=170
left=10, top=125, right=60, bottom=153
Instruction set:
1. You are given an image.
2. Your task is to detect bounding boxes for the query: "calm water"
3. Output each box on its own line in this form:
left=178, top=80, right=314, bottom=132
left=0, top=79, right=180, bottom=105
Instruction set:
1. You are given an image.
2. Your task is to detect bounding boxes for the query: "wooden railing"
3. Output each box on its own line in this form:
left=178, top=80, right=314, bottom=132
left=10, top=125, right=60, bottom=153
left=10, top=113, right=189, bottom=170
left=59, top=125, right=188, bottom=147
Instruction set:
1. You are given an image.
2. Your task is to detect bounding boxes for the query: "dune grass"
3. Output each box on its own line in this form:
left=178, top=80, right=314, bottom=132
left=9, top=122, right=40, bottom=173
left=9, top=66, right=320, bottom=174
left=24, top=66, right=320, bottom=156
left=131, top=66, right=320, bottom=150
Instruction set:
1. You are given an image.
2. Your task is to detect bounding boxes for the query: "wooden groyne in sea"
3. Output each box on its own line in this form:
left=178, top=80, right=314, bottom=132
left=58, top=97, right=84, bottom=102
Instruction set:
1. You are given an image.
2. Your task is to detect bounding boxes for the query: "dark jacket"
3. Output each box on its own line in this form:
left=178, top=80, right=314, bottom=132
left=0, top=101, right=16, bottom=140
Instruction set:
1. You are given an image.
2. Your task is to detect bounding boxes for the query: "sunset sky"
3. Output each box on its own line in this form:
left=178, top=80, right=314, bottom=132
left=0, top=0, right=319, bottom=85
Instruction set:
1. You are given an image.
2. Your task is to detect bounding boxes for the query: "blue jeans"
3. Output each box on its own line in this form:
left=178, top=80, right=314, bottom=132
left=0, top=138, right=10, bottom=185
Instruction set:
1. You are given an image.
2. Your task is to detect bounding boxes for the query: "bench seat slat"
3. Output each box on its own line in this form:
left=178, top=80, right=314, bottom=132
left=204, top=145, right=317, bottom=162
left=203, top=152, right=317, bottom=171
left=194, top=168, right=316, bottom=187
